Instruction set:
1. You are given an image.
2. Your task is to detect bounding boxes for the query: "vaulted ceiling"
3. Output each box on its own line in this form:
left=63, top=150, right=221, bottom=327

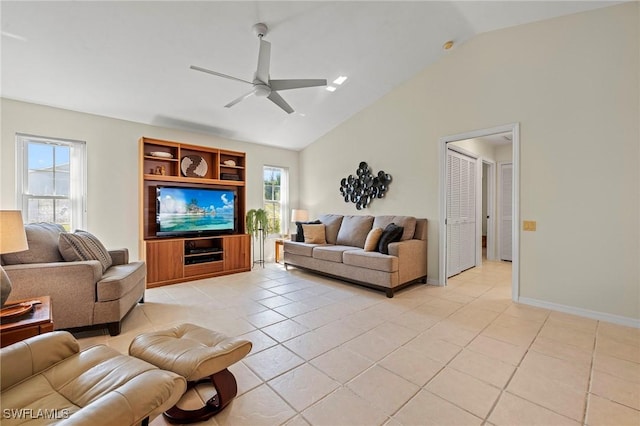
left=1, top=1, right=620, bottom=150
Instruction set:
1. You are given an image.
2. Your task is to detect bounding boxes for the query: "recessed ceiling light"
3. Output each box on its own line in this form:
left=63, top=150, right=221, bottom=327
left=333, top=76, right=348, bottom=85
left=326, top=86, right=337, bottom=92
left=443, top=40, right=454, bottom=50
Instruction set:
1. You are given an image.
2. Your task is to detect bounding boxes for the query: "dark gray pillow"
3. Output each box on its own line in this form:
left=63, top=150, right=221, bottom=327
left=295, top=220, right=321, bottom=242
left=378, top=223, right=404, bottom=254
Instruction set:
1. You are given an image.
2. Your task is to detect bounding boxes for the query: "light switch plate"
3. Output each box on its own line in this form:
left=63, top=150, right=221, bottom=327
left=523, top=220, right=537, bottom=231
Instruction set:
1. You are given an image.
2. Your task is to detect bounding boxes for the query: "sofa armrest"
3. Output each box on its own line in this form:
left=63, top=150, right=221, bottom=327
left=4, top=261, right=104, bottom=329
left=108, top=248, right=129, bottom=266
left=4, top=261, right=103, bottom=301
left=388, top=239, right=427, bottom=283
left=0, top=331, right=79, bottom=391
left=61, top=370, right=186, bottom=426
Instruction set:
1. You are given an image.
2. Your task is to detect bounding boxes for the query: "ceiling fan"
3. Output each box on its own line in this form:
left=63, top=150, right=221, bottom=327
left=191, top=23, right=327, bottom=114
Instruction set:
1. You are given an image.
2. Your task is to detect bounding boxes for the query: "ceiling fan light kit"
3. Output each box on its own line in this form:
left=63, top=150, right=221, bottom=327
left=191, top=23, right=327, bottom=114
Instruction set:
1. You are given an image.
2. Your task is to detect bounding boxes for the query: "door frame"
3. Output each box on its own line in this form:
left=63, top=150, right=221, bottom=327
left=482, top=159, right=497, bottom=261
left=498, top=161, right=514, bottom=261
left=439, top=123, right=520, bottom=301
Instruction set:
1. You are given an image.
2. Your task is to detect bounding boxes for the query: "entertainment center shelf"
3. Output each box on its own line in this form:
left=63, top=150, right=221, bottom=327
left=139, top=137, right=251, bottom=288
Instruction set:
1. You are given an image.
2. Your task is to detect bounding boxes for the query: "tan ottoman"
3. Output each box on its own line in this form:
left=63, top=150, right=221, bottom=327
left=129, top=323, right=252, bottom=424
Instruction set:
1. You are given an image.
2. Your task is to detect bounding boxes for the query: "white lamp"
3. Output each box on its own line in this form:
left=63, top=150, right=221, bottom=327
left=291, top=209, right=309, bottom=223
left=0, top=210, right=29, bottom=307
left=290, top=209, right=309, bottom=240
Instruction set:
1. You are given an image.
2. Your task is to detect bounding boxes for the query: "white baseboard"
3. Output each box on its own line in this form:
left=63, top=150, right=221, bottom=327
left=518, top=296, right=640, bottom=329
left=426, top=277, right=441, bottom=286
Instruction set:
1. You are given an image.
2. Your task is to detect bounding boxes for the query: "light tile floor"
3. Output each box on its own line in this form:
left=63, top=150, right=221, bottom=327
left=75, top=260, right=640, bottom=426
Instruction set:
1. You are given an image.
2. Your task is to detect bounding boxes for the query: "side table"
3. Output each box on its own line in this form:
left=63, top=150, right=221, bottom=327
left=275, top=239, right=285, bottom=263
left=0, top=295, right=54, bottom=348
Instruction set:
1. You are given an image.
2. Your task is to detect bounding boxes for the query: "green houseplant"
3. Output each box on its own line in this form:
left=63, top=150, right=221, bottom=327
left=245, top=208, right=269, bottom=237
left=245, top=209, right=269, bottom=267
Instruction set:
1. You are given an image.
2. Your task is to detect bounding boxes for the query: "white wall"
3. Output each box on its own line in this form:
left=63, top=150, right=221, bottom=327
left=1, top=99, right=300, bottom=261
left=300, top=3, right=639, bottom=320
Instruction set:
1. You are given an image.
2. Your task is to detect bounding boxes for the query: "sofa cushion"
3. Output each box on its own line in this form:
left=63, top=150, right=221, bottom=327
left=378, top=223, right=404, bottom=254
left=343, top=250, right=399, bottom=273
left=318, top=214, right=344, bottom=244
left=1, top=223, right=65, bottom=265
left=96, top=261, right=146, bottom=302
left=295, top=220, right=321, bottom=242
left=312, top=245, right=357, bottom=263
left=59, top=230, right=113, bottom=272
left=336, top=215, right=374, bottom=248
left=302, top=224, right=326, bottom=244
left=284, top=241, right=319, bottom=257
left=373, top=216, right=417, bottom=241
left=363, top=227, right=383, bottom=252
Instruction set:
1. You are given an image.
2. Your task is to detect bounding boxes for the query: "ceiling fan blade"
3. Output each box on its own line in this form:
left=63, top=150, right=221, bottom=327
left=256, top=39, right=271, bottom=84
left=190, top=65, right=253, bottom=85
left=267, top=91, right=294, bottom=114
left=269, top=79, right=327, bottom=91
left=224, top=89, right=256, bottom=108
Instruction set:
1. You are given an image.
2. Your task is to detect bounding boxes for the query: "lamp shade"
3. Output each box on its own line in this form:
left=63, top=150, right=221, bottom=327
left=0, top=210, right=28, bottom=254
left=291, top=209, right=309, bottom=222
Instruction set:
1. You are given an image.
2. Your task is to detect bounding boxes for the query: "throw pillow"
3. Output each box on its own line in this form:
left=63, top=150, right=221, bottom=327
left=302, top=224, right=326, bottom=244
left=378, top=223, right=404, bottom=254
left=363, top=227, right=383, bottom=252
left=59, top=230, right=113, bottom=272
left=295, top=220, right=321, bottom=242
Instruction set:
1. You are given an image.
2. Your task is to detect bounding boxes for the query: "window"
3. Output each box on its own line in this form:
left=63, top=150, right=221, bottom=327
left=263, top=166, right=289, bottom=236
left=16, top=134, right=86, bottom=230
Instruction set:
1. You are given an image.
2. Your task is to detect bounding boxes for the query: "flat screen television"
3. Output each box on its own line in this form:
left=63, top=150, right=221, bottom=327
left=156, top=186, right=236, bottom=237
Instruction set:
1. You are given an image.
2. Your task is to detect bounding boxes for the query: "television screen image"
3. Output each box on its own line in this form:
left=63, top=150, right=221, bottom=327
left=157, top=186, right=235, bottom=236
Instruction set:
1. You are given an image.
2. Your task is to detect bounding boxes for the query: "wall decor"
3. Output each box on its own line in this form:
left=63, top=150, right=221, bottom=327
left=339, top=162, right=392, bottom=209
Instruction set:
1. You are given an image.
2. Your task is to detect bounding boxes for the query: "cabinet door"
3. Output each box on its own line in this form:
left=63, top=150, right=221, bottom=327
left=146, top=240, right=183, bottom=284
left=224, top=235, right=250, bottom=271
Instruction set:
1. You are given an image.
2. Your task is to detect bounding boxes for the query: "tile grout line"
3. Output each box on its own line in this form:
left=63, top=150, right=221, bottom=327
left=480, top=306, right=551, bottom=424
left=582, top=319, right=600, bottom=426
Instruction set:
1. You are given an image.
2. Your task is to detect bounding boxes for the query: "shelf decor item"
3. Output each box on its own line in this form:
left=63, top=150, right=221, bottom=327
left=0, top=210, right=29, bottom=307
left=246, top=209, right=269, bottom=268
left=339, top=162, right=392, bottom=209
left=149, top=151, right=173, bottom=159
left=181, top=155, right=208, bottom=178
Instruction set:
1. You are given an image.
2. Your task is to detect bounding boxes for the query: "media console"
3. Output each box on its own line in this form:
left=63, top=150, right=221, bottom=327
left=139, top=137, right=251, bottom=288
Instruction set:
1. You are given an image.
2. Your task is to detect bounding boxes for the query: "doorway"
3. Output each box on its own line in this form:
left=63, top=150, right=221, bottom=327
left=439, top=123, right=520, bottom=301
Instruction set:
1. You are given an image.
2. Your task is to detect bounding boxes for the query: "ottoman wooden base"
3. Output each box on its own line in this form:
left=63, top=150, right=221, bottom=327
left=164, top=368, right=237, bottom=424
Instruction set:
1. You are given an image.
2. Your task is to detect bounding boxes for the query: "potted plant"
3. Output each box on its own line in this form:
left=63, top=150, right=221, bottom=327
left=246, top=209, right=269, bottom=267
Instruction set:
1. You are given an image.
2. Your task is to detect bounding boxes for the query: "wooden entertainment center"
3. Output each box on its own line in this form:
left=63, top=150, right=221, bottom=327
left=139, top=137, right=251, bottom=288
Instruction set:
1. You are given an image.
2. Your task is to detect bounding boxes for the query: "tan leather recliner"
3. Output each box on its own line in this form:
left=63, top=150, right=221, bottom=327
left=0, top=331, right=186, bottom=426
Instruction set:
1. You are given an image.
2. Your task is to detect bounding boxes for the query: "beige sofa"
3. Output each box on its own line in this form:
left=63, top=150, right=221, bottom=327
left=1, top=223, right=145, bottom=336
left=0, top=331, right=186, bottom=426
left=284, top=215, right=427, bottom=297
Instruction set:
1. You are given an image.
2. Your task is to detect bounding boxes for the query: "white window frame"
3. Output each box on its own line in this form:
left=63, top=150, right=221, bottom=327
left=263, top=165, right=289, bottom=237
left=16, top=133, right=87, bottom=230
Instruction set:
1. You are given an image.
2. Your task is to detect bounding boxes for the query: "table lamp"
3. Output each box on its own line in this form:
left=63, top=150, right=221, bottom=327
left=290, top=209, right=309, bottom=241
left=0, top=210, right=29, bottom=307
left=291, top=209, right=309, bottom=223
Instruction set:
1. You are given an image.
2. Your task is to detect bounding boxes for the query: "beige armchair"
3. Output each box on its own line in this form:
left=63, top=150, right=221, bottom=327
left=1, top=223, right=145, bottom=336
left=0, top=331, right=186, bottom=426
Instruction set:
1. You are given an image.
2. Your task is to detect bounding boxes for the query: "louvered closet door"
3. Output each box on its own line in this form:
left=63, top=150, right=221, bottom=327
left=499, top=163, right=513, bottom=261
left=447, top=149, right=477, bottom=278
